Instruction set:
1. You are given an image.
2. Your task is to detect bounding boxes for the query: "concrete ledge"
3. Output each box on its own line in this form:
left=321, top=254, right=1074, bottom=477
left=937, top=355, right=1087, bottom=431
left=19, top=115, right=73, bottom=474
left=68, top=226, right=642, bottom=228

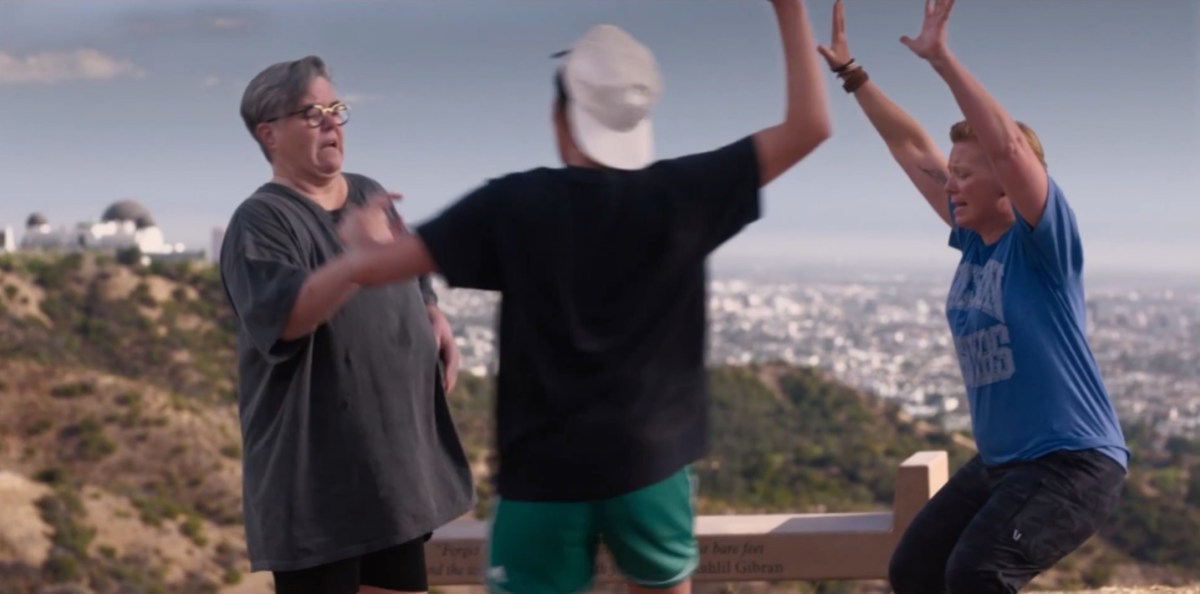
left=424, top=450, right=949, bottom=585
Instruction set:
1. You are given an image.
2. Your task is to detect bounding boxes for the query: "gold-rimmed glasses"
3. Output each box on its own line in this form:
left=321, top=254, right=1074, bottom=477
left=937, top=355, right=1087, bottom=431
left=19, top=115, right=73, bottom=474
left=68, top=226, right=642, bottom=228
left=266, top=102, right=350, bottom=128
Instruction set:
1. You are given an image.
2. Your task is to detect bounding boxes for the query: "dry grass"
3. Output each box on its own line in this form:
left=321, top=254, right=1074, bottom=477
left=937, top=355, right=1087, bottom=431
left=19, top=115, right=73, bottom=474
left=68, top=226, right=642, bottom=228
left=0, top=271, right=50, bottom=326
left=0, top=359, right=252, bottom=592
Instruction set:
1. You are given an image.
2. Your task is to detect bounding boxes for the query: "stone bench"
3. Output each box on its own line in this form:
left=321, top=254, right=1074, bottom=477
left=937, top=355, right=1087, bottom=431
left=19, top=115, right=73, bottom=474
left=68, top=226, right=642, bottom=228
left=424, top=450, right=949, bottom=585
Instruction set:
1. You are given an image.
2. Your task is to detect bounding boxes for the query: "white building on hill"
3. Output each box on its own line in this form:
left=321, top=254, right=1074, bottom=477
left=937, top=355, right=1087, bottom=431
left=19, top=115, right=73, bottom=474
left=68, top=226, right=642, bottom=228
left=19, top=201, right=196, bottom=259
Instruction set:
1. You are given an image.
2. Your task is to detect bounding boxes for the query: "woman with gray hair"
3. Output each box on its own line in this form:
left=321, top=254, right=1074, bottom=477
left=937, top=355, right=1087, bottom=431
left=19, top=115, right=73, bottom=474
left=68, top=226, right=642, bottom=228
left=219, top=55, right=475, bottom=594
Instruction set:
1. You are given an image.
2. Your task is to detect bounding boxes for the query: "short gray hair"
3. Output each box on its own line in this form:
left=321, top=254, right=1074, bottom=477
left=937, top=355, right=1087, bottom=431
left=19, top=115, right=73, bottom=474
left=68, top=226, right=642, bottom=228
left=239, top=55, right=331, bottom=162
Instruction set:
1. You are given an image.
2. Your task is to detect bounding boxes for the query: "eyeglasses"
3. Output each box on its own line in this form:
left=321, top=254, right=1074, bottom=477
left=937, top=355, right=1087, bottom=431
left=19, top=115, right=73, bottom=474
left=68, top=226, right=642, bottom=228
left=266, top=102, right=350, bottom=128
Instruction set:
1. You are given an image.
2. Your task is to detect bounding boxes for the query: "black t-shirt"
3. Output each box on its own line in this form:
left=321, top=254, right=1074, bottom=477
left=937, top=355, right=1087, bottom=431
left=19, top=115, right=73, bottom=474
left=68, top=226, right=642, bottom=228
left=417, top=136, right=761, bottom=501
left=219, top=173, right=474, bottom=572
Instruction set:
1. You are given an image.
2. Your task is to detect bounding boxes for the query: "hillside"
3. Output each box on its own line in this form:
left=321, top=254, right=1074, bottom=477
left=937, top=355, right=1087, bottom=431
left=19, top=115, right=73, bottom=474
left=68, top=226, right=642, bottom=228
left=0, top=253, right=1197, bottom=593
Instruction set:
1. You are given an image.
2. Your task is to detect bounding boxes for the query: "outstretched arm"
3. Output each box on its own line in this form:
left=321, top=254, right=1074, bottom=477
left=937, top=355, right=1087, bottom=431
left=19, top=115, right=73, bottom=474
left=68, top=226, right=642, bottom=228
left=347, top=234, right=436, bottom=288
left=902, top=0, right=1049, bottom=226
left=753, top=0, right=833, bottom=186
left=818, top=0, right=950, bottom=226
left=332, top=194, right=436, bottom=287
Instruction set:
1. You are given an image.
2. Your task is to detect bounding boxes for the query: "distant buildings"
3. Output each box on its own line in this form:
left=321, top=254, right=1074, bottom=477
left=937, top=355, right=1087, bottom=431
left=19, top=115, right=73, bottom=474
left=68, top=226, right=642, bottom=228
left=14, top=200, right=204, bottom=263
left=209, top=226, right=225, bottom=264
left=0, top=226, right=14, bottom=253
left=432, top=276, right=1200, bottom=438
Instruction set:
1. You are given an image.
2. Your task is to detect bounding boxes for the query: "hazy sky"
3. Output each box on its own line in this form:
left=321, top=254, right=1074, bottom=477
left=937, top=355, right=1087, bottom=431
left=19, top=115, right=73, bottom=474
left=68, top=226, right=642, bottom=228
left=2, top=0, right=1197, bottom=278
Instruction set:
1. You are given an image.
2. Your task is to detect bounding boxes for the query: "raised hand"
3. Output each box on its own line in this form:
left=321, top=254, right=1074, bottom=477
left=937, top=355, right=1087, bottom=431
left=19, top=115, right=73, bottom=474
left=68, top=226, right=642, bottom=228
left=338, top=192, right=404, bottom=250
left=816, top=0, right=853, bottom=72
left=901, top=0, right=955, bottom=62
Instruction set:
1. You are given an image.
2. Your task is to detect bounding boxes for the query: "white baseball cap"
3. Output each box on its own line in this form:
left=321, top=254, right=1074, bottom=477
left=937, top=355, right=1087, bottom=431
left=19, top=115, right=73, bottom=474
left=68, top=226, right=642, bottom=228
left=554, top=25, right=663, bottom=170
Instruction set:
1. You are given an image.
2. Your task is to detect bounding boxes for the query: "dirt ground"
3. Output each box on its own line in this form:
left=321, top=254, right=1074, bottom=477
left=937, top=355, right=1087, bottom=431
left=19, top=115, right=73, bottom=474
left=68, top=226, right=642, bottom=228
left=1039, top=588, right=1200, bottom=594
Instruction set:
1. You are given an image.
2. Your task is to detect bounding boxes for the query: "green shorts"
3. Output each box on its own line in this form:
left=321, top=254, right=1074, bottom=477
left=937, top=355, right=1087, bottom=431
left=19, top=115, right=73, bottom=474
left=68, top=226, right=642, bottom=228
left=484, top=467, right=698, bottom=594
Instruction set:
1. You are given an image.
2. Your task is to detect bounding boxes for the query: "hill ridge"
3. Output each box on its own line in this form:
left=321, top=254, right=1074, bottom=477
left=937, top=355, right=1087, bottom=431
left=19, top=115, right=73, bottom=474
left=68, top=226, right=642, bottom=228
left=0, top=253, right=1196, bottom=593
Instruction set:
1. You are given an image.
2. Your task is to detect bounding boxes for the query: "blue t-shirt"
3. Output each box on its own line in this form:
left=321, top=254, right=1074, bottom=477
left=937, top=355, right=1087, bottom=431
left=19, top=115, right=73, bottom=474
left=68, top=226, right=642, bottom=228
left=946, top=176, right=1129, bottom=470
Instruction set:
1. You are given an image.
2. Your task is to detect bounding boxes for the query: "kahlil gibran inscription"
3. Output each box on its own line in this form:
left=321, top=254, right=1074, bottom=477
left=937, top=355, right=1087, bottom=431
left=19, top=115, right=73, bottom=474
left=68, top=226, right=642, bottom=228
left=426, top=542, right=483, bottom=579
left=696, top=541, right=784, bottom=576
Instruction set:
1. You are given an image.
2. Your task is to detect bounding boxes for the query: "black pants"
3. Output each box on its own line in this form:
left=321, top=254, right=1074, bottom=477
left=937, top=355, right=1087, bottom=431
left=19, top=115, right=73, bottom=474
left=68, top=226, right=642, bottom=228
left=888, top=449, right=1125, bottom=594
left=273, top=533, right=432, bottom=594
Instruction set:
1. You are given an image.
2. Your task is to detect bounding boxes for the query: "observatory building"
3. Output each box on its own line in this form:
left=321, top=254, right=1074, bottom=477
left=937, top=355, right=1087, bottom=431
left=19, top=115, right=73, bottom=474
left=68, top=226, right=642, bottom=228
left=19, top=200, right=191, bottom=258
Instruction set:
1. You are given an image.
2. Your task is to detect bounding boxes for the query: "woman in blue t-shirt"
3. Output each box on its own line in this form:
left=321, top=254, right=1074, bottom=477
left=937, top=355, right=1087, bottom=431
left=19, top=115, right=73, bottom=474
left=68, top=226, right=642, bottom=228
left=816, top=1, right=1129, bottom=592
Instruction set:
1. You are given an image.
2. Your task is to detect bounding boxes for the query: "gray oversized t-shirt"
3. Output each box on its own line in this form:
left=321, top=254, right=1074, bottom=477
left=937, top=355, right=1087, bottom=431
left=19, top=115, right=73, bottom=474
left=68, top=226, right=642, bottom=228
left=219, top=172, right=474, bottom=572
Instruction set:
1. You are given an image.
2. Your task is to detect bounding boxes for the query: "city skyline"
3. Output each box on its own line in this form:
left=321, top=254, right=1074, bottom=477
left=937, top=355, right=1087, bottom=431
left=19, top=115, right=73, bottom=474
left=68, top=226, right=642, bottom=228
left=1, top=0, right=1197, bottom=277
left=431, top=274, right=1200, bottom=438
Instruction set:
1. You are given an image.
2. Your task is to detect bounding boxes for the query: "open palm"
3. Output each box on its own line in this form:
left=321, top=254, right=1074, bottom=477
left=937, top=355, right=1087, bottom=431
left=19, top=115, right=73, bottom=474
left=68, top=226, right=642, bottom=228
left=901, top=0, right=955, bottom=61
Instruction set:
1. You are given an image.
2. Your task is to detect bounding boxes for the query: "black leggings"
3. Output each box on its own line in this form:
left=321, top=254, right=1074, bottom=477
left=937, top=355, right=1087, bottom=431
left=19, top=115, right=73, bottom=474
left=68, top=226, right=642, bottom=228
left=889, top=449, right=1124, bottom=594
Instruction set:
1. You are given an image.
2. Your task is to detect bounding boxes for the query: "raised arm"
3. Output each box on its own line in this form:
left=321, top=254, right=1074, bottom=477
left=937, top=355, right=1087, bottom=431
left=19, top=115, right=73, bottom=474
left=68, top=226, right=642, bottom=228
left=902, top=0, right=1049, bottom=226
left=817, top=0, right=950, bottom=227
left=753, top=0, right=833, bottom=186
